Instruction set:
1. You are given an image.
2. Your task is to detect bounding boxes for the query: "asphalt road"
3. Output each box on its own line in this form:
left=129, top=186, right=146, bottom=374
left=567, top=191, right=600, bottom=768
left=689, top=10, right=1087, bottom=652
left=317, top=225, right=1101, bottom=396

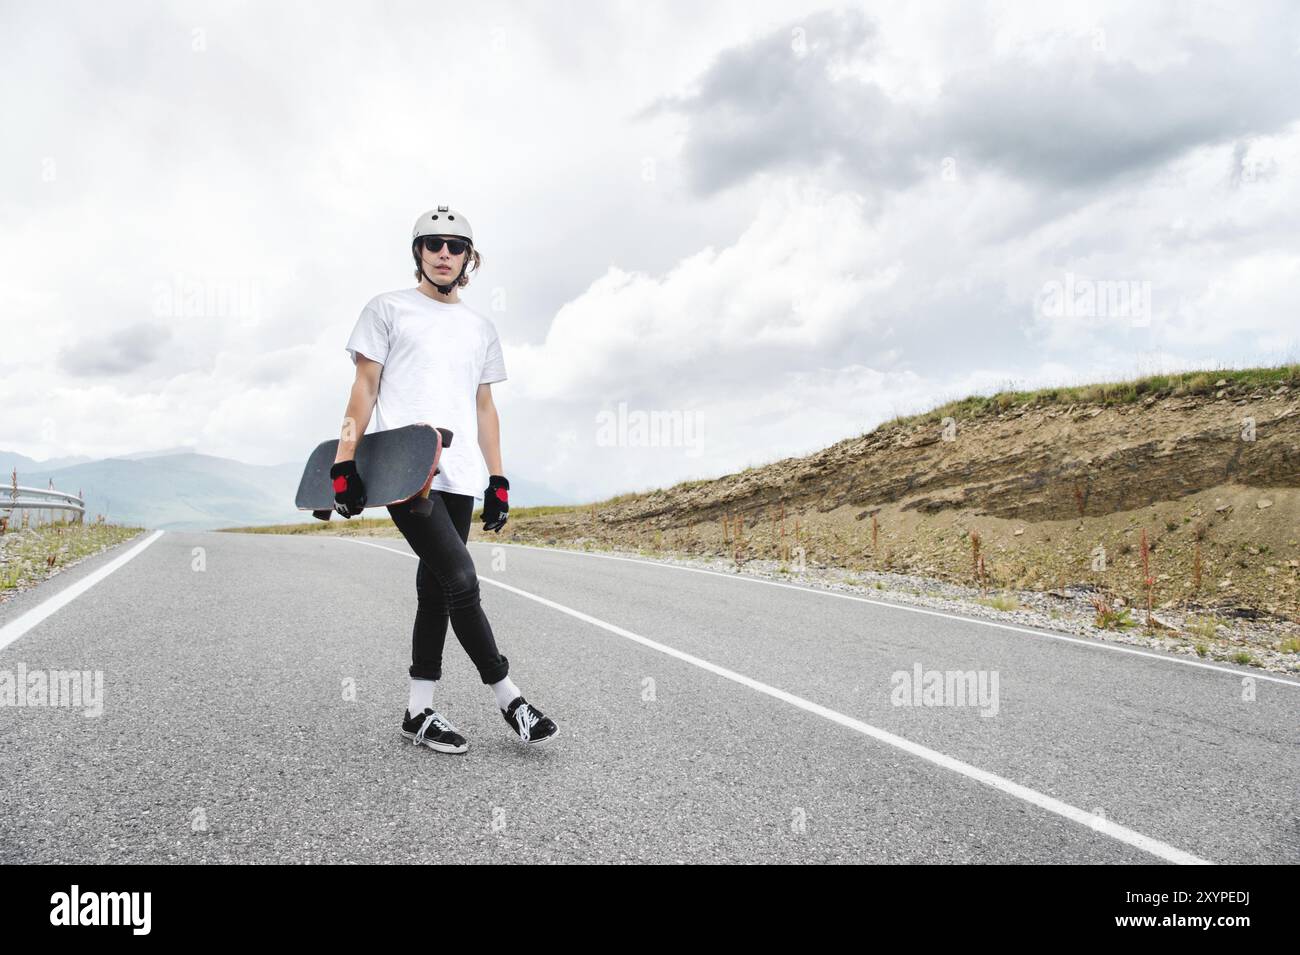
left=1, top=529, right=1296, bottom=864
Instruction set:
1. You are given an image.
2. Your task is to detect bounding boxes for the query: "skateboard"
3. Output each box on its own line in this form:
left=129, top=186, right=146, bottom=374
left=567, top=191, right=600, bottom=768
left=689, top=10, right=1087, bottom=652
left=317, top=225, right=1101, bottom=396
left=295, top=423, right=453, bottom=521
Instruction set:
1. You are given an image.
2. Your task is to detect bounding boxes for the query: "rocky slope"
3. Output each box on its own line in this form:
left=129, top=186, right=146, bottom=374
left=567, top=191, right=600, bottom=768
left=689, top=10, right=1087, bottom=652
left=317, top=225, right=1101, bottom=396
left=492, top=372, right=1300, bottom=625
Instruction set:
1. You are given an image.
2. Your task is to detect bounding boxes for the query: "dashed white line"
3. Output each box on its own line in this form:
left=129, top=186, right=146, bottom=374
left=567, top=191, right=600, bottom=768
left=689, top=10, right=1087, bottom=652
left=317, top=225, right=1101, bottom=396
left=342, top=536, right=1213, bottom=865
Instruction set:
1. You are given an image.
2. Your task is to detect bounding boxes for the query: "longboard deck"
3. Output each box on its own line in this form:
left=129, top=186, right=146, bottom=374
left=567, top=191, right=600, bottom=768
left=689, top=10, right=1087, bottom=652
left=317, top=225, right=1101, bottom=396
left=295, top=423, right=452, bottom=520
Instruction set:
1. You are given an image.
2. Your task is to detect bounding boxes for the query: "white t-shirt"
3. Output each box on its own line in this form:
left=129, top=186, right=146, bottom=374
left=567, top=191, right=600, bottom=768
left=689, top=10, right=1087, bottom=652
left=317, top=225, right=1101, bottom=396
left=344, top=287, right=507, bottom=500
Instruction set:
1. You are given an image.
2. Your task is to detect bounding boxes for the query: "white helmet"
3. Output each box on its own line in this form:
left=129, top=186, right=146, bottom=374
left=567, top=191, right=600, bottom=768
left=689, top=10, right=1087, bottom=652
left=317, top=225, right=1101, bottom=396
left=412, top=205, right=473, bottom=243
left=411, top=205, right=476, bottom=290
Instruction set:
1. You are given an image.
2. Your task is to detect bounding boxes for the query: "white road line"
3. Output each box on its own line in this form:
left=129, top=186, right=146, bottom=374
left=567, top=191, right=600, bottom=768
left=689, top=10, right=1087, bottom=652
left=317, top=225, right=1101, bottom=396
left=0, top=530, right=165, bottom=654
left=471, top=541, right=1300, bottom=689
left=341, top=536, right=1212, bottom=865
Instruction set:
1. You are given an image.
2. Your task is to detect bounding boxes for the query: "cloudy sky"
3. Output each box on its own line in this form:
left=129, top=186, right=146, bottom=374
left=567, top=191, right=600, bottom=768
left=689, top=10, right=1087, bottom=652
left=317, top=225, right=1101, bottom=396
left=3, top=0, right=1298, bottom=501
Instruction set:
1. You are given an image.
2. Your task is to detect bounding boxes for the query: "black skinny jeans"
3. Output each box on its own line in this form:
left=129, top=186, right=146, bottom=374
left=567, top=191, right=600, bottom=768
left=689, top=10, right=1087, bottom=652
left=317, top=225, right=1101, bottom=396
left=386, top=491, right=509, bottom=685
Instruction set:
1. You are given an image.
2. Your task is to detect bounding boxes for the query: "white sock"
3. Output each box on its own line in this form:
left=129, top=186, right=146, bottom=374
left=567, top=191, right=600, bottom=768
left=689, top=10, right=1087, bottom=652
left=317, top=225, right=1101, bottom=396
left=408, top=678, right=436, bottom=715
left=491, top=676, right=521, bottom=711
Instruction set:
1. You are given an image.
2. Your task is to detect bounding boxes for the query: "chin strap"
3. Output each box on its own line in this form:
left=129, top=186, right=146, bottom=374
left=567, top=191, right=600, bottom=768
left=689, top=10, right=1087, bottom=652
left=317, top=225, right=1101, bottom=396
left=423, top=261, right=466, bottom=295
left=414, top=239, right=470, bottom=294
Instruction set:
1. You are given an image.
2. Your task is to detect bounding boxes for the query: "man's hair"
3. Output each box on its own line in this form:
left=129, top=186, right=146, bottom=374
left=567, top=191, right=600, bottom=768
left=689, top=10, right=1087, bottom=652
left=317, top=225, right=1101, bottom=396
left=412, top=239, right=482, bottom=288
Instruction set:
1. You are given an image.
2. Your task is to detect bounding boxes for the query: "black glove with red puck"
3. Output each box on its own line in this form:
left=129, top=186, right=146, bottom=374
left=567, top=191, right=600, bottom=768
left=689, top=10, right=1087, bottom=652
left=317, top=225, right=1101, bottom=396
left=330, top=460, right=367, bottom=518
left=482, top=475, right=509, bottom=532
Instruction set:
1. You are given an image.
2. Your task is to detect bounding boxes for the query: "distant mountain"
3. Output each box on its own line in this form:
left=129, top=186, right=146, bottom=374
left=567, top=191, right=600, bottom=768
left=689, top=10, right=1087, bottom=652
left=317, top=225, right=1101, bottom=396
left=1, top=448, right=577, bottom=530
left=31, top=454, right=96, bottom=471
left=110, top=446, right=201, bottom=460
left=1, top=450, right=48, bottom=477
left=8, top=454, right=305, bottom=531
left=2, top=450, right=113, bottom=478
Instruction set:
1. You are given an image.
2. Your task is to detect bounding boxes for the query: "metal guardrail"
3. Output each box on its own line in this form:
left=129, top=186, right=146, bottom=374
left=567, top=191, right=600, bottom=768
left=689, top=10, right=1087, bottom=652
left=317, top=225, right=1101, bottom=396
left=3, top=472, right=86, bottom=526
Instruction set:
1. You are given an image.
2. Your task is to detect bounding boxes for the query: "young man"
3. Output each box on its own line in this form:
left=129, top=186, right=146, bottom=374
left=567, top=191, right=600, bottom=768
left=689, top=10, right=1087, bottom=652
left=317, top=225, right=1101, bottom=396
left=330, top=204, right=558, bottom=753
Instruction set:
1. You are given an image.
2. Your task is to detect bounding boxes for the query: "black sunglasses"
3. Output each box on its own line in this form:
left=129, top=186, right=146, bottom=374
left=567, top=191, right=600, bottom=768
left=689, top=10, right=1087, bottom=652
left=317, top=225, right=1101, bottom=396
left=420, top=235, right=471, bottom=256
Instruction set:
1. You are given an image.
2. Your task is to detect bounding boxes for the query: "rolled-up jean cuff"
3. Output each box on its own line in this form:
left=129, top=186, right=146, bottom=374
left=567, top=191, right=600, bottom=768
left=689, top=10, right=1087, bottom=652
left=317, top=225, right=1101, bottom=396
left=479, top=654, right=509, bottom=685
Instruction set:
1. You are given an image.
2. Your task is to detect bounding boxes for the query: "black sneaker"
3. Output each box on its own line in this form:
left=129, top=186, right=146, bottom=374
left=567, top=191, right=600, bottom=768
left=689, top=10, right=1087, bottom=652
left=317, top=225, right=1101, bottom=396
left=501, top=696, right=558, bottom=744
left=402, top=708, right=468, bottom=754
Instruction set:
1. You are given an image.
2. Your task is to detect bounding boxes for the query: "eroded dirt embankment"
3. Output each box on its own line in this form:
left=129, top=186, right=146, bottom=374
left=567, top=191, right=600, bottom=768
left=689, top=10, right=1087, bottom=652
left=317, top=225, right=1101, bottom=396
left=496, top=380, right=1300, bottom=625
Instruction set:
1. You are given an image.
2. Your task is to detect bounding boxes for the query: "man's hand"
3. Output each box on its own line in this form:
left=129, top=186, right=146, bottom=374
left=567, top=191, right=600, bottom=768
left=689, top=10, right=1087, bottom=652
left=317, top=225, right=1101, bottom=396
left=330, top=460, right=367, bottom=518
left=482, top=474, right=509, bottom=532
